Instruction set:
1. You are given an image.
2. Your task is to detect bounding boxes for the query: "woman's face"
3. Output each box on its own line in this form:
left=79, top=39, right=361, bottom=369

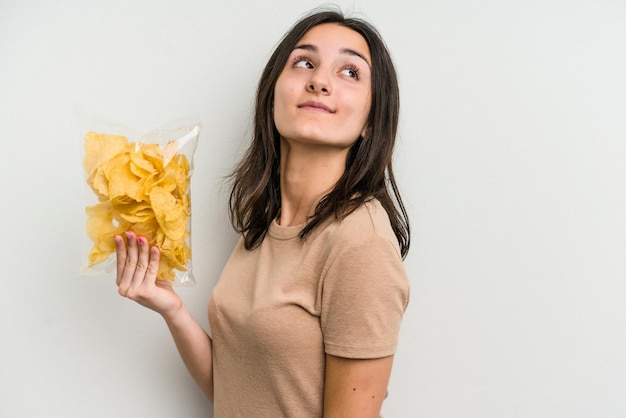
left=273, top=23, right=372, bottom=150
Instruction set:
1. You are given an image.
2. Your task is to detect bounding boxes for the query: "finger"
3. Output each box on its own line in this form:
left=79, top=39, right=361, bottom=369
left=114, top=234, right=127, bottom=286
left=128, top=236, right=151, bottom=292
left=146, top=245, right=161, bottom=282
left=135, top=245, right=162, bottom=299
left=118, top=231, right=139, bottom=295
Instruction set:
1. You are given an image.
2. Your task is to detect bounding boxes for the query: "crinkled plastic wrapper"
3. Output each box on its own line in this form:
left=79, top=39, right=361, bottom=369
left=79, top=113, right=200, bottom=286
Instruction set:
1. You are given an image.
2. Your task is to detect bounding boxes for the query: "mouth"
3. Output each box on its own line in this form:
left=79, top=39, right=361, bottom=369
left=297, top=101, right=334, bottom=113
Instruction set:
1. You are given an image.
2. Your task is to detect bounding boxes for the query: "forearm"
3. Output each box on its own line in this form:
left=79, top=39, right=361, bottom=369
left=163, top=305, right=214, bottom=402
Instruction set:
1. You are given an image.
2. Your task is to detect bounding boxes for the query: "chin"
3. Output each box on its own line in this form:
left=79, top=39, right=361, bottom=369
left=296, top=136, right=357, bottom=150
left=278, top=127, right=360, bottom=149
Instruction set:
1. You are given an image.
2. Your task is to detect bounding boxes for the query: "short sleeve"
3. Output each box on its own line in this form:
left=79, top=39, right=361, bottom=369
left=320, top=234, right=410, bottom=359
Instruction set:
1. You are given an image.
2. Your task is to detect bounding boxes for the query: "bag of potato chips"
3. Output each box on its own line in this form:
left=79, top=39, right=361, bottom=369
left=79, top=112, right=201, bottom=286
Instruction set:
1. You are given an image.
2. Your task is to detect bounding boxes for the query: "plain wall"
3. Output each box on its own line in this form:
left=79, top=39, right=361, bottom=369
left=1, top=0, right=625, bottom=417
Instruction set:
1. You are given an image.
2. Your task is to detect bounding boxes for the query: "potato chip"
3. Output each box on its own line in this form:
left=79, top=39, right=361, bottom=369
left=83, top=132, right=129, bottom=177
left=113, top=200, right=154, bottom=223
left=82, top=127, right=197, bottom=283
left=129, top=150, right=158, bottom=178
left=85, top=201, right=129, bottom=266
left=88, top=167, right=110, bottom=198
left=150, top=187, right=188, bottom=241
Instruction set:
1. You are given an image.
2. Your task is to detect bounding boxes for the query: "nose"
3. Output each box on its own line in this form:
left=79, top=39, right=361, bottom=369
left=306, top=70, right=331, bottom=94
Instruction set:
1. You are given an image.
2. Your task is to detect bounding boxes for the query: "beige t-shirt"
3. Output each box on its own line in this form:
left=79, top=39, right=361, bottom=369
left=208, top=199, right=410, bottom=417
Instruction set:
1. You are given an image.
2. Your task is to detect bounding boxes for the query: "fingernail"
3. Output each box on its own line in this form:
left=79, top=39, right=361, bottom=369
left=137, top=237, right=144, bottom=244
left=125, top=231, right=132, bottom=239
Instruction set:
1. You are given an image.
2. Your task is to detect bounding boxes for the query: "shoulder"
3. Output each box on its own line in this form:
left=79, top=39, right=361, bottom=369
left=322, top=198, right=401, bottom=259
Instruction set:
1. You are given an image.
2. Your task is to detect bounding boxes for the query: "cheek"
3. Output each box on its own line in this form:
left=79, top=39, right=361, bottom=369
left=272, top=79, right=285, bottom=116
left=273, top=75, right=301, bottom=124
left=272, top=82, right=291, bottom=136
left=273, top=77, right=291, bottom=113
left=356, top=91, right=372, bottom=124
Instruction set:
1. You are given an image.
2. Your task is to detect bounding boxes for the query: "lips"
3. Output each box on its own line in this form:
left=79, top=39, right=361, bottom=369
left=297, top=100, right=334, bottom=113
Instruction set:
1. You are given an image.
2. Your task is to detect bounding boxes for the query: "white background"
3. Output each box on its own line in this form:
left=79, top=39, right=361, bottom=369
left=1, top=1, right=625, bottom=417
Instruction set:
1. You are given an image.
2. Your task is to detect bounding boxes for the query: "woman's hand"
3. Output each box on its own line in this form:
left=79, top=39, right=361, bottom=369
left=115, top=231, right=183, bottom=320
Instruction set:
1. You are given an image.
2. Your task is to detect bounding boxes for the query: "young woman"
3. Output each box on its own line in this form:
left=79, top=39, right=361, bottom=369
left=114, top=9, right=410, bottom=417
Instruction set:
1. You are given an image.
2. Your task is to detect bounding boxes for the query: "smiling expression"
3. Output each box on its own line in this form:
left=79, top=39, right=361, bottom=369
left=273, top=23, right=372, bottom=150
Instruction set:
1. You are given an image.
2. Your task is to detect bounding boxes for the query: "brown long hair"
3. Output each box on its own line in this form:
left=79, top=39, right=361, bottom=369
left=229, top=9, right=410, bottom=258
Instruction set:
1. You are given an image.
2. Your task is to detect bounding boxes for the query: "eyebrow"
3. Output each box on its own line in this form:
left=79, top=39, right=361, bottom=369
left=293, top=44, right=371, bottom=67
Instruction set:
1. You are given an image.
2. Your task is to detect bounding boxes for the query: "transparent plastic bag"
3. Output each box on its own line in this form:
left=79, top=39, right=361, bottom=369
left=78, top=111, right=201, bottom=286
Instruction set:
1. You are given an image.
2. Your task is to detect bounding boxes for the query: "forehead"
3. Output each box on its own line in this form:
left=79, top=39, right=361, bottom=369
left=296, top=23, right=371, bottom=63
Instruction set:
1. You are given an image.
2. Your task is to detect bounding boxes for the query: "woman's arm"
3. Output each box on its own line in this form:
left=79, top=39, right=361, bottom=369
left=323, top=354, right=394, bottom=418
left=163, top=303, right=214, bottom=401
left=115, top=232, right=214, bottom=401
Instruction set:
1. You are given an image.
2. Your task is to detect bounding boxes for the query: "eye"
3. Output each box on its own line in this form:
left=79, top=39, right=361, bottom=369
left=292, top=56, right=313, bottom=69
left=341, top=65, right=360, bottom=80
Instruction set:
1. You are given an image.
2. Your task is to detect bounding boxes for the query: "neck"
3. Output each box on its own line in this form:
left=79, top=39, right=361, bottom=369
left=278, top=138, right=349, bottom=227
